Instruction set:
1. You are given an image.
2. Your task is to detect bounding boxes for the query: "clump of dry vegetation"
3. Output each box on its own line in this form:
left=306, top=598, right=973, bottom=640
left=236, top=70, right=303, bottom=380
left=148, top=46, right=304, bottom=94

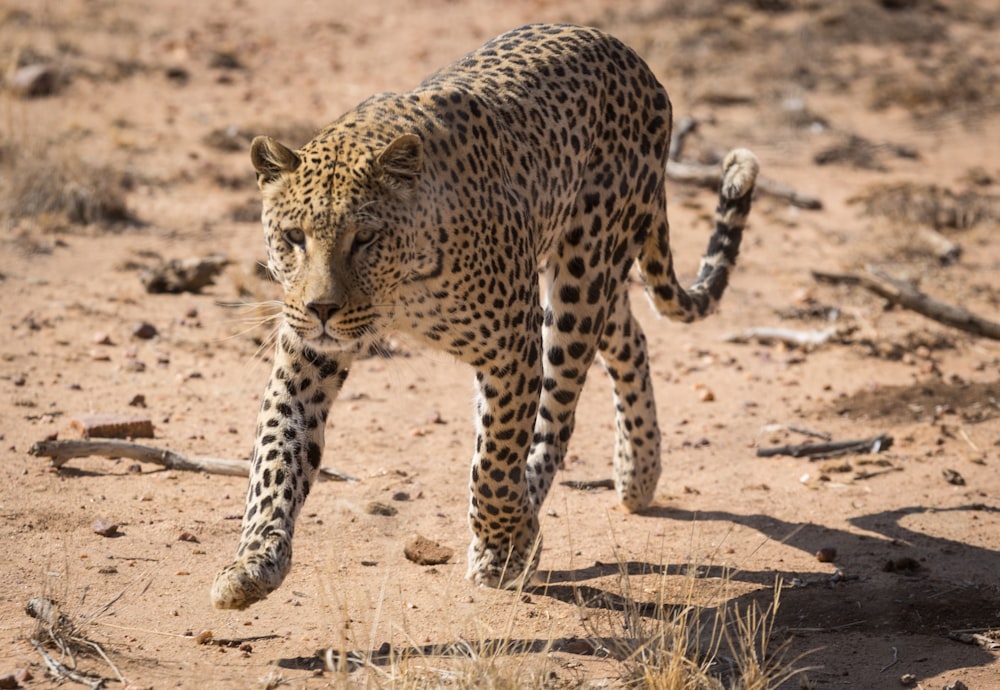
left=0, top=133, right=133, bottom=228
left=582, top=566, right=809, bottom=690
left=850, top=181, right=999, bottom=231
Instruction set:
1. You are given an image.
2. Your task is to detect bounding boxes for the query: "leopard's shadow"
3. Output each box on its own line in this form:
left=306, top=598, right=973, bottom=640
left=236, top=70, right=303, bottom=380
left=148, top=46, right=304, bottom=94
left=279, top=503, right=1000, bottom=679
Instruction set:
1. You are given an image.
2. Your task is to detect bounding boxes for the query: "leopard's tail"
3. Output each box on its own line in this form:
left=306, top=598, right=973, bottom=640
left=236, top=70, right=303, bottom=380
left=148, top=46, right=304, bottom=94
left=638, top=148, right=759, bottom=323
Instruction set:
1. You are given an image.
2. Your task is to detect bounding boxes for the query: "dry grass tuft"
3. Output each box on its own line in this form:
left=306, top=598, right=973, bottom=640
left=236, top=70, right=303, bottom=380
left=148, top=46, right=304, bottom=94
left=0, top=134, right=134, bottom=227
left=850, top=182, right=999, bottom=231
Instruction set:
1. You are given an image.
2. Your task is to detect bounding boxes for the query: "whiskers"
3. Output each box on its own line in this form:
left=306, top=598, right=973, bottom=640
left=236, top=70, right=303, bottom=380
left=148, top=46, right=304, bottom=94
left=215, top=299, right=284, bottom=365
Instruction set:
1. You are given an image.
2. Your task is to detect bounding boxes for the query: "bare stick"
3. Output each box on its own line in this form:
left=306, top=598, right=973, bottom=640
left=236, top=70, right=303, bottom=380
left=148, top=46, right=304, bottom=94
left=757, top=434, right=893, bottom=459
left=29, top=439, right=357, bottom=482
left=31, top=640, right=107, bottom=690
left=724, top=326, right=840, bottom=347
left=667, top=160, right=823, bottom=209
left=668, top=115, right=698, bottom=161
left=812, top=267, right=1000, bottom=340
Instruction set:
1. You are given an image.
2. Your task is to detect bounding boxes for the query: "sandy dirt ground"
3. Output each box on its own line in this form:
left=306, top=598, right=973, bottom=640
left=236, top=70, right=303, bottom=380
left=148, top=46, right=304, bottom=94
left=2, top=0, right=999, bottom=687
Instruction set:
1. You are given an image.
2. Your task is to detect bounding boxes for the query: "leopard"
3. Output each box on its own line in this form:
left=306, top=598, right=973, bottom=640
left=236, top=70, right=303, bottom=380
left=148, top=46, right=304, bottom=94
left=211, top=23, right=758, bottom=610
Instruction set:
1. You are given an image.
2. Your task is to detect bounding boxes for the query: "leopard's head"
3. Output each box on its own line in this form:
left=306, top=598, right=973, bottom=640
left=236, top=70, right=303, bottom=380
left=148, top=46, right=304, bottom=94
left=251, top=130, right=435, bottom=352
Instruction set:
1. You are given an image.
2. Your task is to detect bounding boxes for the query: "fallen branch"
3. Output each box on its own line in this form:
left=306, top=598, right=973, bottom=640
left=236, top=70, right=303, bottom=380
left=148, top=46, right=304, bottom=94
left=560, top=478, right=616, bottom=491
left=724, top=326, right=840, bottom=347
left=668, top=115, right=698, bottom=162
left=31, top=640, right=108, bottom=690
left=667, top=160, right=823, bottom=209
left=813, top=267, right=1000, bottom=340
left=757, top=434, right=893, bottom=460
left=29, top=439, right=357, bottom=482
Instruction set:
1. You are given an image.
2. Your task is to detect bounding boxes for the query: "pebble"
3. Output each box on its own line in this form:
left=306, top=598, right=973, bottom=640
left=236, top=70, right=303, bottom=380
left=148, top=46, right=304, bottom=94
left=403, top=535, right=453, bottom=565
left=195, top=629, right=213, bottom=644
left=883, top=557, right=920, bottom=573
left=71, top=413, right=154, bottom=439
left=365, top=501, right=398, bottom=517
left=133, top=322, right=158, bottom=339
left=92, top=519, right=119, bottom=537
left=942, top=468, right=965, bottom=486
left=10, top=63, right=59, bottom=97
left=815, top=547, right=837, bottom=563
left=391, top=491, right=410, bottom=502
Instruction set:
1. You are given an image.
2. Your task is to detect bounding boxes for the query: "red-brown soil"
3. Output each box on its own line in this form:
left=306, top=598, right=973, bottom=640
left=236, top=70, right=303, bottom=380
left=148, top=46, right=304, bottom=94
left=2, top=0, right=998, bottom=687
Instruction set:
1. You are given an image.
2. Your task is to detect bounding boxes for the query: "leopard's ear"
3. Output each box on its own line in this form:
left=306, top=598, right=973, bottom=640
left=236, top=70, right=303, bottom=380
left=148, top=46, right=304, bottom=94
left=251, top=136, right=300, bottom=186
left=376, top=134, right=423, bottom=185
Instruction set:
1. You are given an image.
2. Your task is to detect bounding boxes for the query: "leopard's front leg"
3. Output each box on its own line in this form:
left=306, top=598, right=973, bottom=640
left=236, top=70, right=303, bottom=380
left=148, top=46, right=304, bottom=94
left=212, top=328, right=351, bottom=610
left=465, top=348, right=543, bottom=589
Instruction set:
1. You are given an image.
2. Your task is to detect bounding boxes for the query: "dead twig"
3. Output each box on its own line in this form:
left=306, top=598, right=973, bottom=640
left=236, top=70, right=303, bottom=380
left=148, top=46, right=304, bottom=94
left=724, top=326, right=840, bottom=347
left=560, top=478, right=616, bottom=491
left=31, top=639, right=108, bottom=690
left=812, top=267, right=1000, bottom=340
left=29, top=438, right=358, bottom=482
left=667, top=160, right=823, bottom=209
left=757, top=434, right=893, bottom=460
left=854, top=467, right=904, bottom=481
left=26, top=596, right=125, bottom=688
left=668, top=115, right=698, bottom=162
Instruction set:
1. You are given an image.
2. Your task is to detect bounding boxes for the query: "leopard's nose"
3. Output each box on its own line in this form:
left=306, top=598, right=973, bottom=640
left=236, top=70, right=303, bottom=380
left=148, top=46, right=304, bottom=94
left=306, top=301, right=341, bottom=324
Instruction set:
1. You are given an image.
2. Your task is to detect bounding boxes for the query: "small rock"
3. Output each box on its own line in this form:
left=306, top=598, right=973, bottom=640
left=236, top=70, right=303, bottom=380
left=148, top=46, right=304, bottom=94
left=132, top=322, right=158, bottom=339
left=391, top=491, right=410, bottom=502
left=899, top=673, right=916, bottom=686
left=93, top=332, right=114, bottom=346
left=883, top=557, right=921, bottom=573
left=365, top=501, right=398, bottom=517
left=943, top=682, right=968, bottom=690
left=92, top=519, right=120, bottom=537
left=0, top=673, right=18, bottom=689
left=128, top=394, right=147, bottom=408
left=165, top=66, right=189, bottom=83
left=90, top=349, right=111, bottom=361
left=403, top=535, right=453, bottom=566
left=71, top=413, right=154, bottom=439
left=942, top=468, right=965, bottom=486
left=140, top=254, right=229, bottom=294
left=10, top=63, right=59, bottom=97
left=194, top=629, right=213, bottom=644
left=699, top=389, right=715, bottom=402
left=12, top=375, right=25, bottom=387
left=178, top=531, right=199, bottom=543
left=816, top=547, right=837, bottom=563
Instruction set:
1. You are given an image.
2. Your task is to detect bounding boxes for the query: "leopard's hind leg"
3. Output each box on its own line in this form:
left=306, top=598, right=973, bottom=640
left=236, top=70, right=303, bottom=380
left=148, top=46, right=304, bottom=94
left=596, top=288, right=661, bottom=511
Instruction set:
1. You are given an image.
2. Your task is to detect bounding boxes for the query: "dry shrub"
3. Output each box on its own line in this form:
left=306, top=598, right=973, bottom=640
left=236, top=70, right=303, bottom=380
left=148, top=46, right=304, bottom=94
left=582, top=560, right=810, bottom=690
left=850, top=182, right=999, bottom=231
left=0, top=136, right=133, bottom=227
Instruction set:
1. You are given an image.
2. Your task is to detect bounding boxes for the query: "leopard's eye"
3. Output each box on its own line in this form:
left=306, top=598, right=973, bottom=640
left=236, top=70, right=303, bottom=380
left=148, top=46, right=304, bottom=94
left=352, top=227, right=376, bottom=253
left=282, top=228, right=306, bottom=248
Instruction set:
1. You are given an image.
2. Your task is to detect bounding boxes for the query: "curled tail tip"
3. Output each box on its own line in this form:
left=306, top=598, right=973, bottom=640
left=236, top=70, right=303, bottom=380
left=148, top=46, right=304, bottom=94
left=721, top=148, right=759, bottom=201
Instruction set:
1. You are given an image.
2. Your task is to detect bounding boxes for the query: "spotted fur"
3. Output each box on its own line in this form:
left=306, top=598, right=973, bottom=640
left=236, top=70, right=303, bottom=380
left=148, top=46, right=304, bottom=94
left=212, top=23, right=758, bottom=610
